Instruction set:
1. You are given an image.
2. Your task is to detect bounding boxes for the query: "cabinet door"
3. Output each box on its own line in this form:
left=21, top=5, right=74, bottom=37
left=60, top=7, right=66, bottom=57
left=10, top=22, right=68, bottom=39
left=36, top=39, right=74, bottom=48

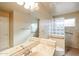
left=0, top=16, right=9, bottom=51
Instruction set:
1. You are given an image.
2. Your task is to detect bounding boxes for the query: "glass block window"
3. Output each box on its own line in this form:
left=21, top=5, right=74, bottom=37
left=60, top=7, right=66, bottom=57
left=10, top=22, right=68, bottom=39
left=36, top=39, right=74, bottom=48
left=54, top=18, right=64, bottom=35
left=49, top=18, right=64, bottom=36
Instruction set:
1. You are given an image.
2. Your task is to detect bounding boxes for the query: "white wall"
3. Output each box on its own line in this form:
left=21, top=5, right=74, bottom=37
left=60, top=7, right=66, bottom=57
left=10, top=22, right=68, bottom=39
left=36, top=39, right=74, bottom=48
left=39, top=19, right=50, bottom=39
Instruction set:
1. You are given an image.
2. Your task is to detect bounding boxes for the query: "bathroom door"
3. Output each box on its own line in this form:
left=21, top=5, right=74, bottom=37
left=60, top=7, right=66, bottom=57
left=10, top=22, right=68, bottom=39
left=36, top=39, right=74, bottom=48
left=0, top=16, right=9, bottom=51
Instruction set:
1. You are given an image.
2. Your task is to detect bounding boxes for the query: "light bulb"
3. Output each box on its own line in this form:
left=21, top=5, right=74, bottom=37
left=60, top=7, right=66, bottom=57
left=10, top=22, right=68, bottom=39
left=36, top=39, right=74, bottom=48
left=24, top=3, right=30, bottom=9
left=17, top=1, right=24, bottom=6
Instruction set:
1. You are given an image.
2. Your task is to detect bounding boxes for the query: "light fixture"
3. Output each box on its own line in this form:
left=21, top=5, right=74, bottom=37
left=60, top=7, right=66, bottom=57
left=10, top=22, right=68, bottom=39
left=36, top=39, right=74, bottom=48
left=16, top=1, right=39, bottom=11
left=16, top=1, right=24, bottom=6
left=24, top=2, right=35, bottom=9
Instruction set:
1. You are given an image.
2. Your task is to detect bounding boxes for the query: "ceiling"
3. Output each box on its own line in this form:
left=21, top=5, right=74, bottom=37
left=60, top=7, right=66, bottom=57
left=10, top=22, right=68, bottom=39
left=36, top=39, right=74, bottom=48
left=0, top=2, right=79, bottom=19
left=52, top=2, right=79, bottom=15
